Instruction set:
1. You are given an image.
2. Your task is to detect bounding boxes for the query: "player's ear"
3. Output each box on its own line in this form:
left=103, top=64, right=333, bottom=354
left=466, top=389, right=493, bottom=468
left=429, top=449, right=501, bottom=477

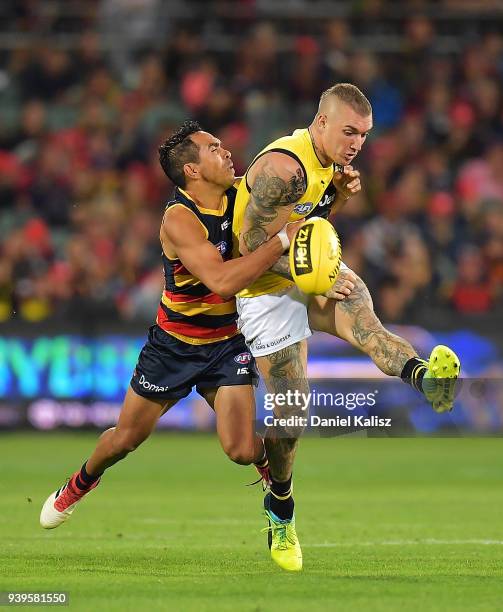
left=184, top=162, right=200, bottom=181
left=317, top=113, right=327, bottom=130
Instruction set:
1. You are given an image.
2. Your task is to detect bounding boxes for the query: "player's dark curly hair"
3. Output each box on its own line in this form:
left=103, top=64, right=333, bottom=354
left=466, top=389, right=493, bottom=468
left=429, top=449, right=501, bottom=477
left=159, top=120, right=202, bottom=188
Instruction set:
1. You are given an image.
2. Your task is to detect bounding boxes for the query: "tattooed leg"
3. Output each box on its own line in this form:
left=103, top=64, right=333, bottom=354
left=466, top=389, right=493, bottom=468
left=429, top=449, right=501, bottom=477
left=256, top=340, right=308, bottom=482
left=308, top=275, right=417, bottom=376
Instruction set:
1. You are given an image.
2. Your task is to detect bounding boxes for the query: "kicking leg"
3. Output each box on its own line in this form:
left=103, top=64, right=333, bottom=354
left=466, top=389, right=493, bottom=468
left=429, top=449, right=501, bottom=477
left=308, top=272, right=460, bottom=412
left=40, top=387, right=176, bottom=529
left=309, top=274, right=416, bottom=375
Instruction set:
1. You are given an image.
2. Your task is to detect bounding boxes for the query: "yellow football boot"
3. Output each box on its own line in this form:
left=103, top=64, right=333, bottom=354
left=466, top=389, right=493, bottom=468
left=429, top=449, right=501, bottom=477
left=422, top=344, right=461, bottom=413
left=263, top=493, right=302, bottom=572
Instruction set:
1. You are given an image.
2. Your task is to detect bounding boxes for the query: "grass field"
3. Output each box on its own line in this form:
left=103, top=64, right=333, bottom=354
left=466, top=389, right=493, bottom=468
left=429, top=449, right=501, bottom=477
left=1, top=433, right=503, bottom=611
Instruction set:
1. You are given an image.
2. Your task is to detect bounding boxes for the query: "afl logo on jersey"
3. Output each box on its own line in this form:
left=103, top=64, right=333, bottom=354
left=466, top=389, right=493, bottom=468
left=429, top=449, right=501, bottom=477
left=215, top=241, right=227, bottom=255
left=293, top=202, right=314, bottom=216
left=234, top=352, right=252, bottom=365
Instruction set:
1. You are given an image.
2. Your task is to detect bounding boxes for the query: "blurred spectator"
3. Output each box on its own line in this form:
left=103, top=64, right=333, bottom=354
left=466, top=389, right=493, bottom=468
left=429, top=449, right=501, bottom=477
left=98, top=0, right=173, bottom=78
left=287, top=36, right=324, bottom=123
left=350, top=50, right=404, bottom=132
left=322, top=19, right=352, bottom=81
left=377, top=276, right=415, bottom=324
left=483, top=202, right=503, bottom=300
left=450, top=246, right=493, bottom=314
left=18, top=46, right=76, bottom=102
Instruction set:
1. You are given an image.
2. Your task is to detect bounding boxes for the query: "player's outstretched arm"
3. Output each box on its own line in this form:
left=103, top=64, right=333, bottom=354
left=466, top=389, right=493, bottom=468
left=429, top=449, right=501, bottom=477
left=162, top=206, right=295, bottom=299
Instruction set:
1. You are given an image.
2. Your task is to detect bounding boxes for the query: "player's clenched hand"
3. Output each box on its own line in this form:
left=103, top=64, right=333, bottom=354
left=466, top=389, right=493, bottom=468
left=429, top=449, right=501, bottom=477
left=323, top=269, right=356, bottom=300
left=332, top=165, right=361, bottom=200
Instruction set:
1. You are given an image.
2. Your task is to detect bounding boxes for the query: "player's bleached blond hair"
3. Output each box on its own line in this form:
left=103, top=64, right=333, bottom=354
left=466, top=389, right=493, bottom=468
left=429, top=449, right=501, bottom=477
left=319, top=83, right=372, bottom=116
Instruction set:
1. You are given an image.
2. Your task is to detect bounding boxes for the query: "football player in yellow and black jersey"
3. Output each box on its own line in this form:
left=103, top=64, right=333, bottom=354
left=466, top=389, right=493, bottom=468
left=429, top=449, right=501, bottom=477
left=40, top=121, right=301, bottom=531
left=233, top=83, right=461, bottom=571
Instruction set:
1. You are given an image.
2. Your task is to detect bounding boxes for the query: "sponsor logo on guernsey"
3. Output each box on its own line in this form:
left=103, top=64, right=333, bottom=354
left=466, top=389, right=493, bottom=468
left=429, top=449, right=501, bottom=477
left=293, top=202, right=314, bottom=215
left=318, top=192, right=336, bottom=208
left=215, top=241, right=227, bottom=255
left=234, top=352, right=252, bottom=365
left=221, top=219, right=231, bottom=230
left=138, top=374, right=168, bottom=393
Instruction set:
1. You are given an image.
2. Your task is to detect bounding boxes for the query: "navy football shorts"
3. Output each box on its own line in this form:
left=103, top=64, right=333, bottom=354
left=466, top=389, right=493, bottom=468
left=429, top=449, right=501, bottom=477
left=130, top=325, right=258, bottom=400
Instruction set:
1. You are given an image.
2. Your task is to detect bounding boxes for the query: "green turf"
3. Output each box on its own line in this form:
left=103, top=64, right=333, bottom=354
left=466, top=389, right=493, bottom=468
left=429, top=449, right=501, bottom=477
left=1, top=433, right=503, bottom=611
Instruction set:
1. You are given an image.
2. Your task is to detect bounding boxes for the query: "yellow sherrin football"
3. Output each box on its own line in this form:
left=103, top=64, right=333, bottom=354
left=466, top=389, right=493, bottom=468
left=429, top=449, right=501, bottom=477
left=289, top=217, right=341, bottom=294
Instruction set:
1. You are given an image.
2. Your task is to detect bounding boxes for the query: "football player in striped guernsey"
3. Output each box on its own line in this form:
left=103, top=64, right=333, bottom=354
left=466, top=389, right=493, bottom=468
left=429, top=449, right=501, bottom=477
left=40, top=121, right=301, bottom=531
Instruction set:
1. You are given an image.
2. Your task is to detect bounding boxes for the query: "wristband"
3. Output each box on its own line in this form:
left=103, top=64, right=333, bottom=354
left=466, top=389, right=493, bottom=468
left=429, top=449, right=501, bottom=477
left=276, top=227, right=290, bottom=251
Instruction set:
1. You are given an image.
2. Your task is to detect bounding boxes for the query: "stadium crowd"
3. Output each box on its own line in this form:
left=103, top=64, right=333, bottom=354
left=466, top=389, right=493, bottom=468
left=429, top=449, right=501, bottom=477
left=0, top=1, right=502, bottom=324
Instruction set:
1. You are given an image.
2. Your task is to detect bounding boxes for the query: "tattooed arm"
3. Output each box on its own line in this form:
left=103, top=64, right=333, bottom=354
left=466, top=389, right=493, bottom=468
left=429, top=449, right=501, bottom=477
left=239, top=152, right=307, bottom=281
left=239, top=152, right=306, bottom=253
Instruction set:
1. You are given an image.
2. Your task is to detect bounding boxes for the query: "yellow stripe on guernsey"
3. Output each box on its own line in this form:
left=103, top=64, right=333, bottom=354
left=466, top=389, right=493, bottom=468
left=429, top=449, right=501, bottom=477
left=178, top=188, right=229, bottom=217
left=174, top=274, right=201, bottom=288
left=233, top=128, right=335, bottom=298
left=161, top=293, right=236, bottom=317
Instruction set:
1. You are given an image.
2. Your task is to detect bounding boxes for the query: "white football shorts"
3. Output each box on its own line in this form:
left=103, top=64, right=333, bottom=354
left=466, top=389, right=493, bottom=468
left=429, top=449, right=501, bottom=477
left=236, top=262, right=350, bottom=357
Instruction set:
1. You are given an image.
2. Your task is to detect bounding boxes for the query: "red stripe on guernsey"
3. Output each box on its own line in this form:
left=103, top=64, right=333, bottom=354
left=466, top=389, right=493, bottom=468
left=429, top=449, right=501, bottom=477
left=173, top=262, right=189, bottom=275
left=156, top=306, right=237, bottom=338
left=163, top=289, right=232, bottom=305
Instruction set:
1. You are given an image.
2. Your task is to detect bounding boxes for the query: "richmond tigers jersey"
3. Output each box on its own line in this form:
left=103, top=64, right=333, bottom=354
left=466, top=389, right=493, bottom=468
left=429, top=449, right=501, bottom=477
left=232, top=128, right=338, bottom=298
left=156, top=186, right=239, bottom=345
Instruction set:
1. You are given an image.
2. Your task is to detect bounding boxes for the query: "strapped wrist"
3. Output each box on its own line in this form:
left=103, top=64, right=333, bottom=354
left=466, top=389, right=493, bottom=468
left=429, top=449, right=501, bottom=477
left=276, top=227, right=290, bottom=251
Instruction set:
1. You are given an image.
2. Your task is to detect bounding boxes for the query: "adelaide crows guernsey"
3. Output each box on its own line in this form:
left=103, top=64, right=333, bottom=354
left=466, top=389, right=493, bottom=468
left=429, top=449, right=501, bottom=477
left=156, top=186, right=239, bottom=344
left=232, top=128, right=338, bottom=298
